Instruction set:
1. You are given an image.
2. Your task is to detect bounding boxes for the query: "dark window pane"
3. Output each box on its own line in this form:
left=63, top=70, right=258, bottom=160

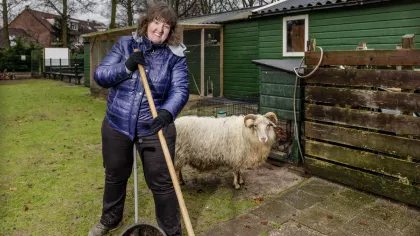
left=286, top=19, right=305, bottom=52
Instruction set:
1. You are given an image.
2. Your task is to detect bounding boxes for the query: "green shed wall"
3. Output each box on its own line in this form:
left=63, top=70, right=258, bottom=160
left=310, top=0, right=420, bottom=50
left=259, top=66, right=302, bottom=121
left=255, top=0, right=420, bottom=56
left=258, top=16, right=283, bottom=59
left=223, top=21, right=259, bottom=99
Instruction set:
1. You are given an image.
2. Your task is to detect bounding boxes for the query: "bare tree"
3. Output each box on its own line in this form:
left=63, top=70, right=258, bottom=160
left=0, top=0, right=30, bottom=49
left=110, top=0, right=117, bottom=28
left=127, top=0, right=133, bottom=25
left=110, top=0, right=275, bottom=28
left=2, top=0, right=10, bottom=49
left=146, top=0, right=199, bottom=18
left=43, top=0, right=96, bottom=47
left=116, top=0, right=146, bottom=27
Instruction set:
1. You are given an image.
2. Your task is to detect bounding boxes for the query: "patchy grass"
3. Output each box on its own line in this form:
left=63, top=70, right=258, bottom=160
left=0, top=79, right=259, bottom=235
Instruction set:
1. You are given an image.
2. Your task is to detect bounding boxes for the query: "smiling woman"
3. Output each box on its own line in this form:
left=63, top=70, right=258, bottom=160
left=147, top=20, right=171, bottom=44
left=89, top=2, right=189, bottom=236
left=136, top=2, right=180, bottom=46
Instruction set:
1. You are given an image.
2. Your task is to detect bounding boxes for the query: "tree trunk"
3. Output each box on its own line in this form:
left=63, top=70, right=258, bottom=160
left=62, top=0, right=68, bottom=47
left=2, top=0, right=10, bottom=49
left=127, top=0, right=133, bottom=26
left=110, top=0, right=117, bottom=29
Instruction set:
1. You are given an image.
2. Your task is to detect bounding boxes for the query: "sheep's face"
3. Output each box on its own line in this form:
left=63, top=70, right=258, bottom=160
left=244, top=112, right=278, bottom=144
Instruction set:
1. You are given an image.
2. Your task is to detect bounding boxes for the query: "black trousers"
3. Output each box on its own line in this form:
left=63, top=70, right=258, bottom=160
left=99, top=119, right=181, bottom=236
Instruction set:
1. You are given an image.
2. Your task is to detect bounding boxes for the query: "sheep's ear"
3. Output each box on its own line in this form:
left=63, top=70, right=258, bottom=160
left=244, top=114, right=257, bottom=127
left=264, top=112, right=278, bottom=124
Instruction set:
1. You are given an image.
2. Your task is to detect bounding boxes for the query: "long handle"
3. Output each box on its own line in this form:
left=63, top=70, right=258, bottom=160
left=133, top=145, right=139, bottom=224
left=136, top=58, right=195, bottom=236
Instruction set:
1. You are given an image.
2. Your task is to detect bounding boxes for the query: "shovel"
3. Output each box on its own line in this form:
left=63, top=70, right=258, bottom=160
left=120, top=50, right=195, bottom=236
left=120, top=146, right=166, bottom=236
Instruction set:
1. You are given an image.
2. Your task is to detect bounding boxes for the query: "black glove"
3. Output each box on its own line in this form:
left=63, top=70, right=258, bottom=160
left=125, top=51, right=147, bottom=72
left=150, top=109, right=173, bottom=135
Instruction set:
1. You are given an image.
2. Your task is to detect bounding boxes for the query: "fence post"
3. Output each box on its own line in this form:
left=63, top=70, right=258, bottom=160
left=59, top=58, right=62, bottom=81
left=402, top=34, right=415, bottom=49
left=49, top=58, right=52, bottom=79
left=401, top=34, right=416, bottom=115
left=75, top=62, right=79, bottom=85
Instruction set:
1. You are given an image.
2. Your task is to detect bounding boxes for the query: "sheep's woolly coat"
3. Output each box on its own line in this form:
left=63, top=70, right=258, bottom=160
left=174, top=115, right=275, bottom=173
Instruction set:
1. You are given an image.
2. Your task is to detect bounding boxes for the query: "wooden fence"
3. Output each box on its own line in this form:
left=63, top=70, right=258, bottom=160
left=303, top=36, right=420, bottom=207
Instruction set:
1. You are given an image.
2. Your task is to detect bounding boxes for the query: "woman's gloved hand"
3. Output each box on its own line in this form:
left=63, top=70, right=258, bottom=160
left=125, top=51, right=148, bottom=72
left=150, top=109, right=173, bottom=135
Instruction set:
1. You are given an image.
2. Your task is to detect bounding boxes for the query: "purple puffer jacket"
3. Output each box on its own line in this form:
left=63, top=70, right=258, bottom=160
left=94, top=34, right=189, bottom=139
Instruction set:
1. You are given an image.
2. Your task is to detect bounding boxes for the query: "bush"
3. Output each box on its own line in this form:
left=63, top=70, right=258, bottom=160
left=0, top=37, right=43, bottom=72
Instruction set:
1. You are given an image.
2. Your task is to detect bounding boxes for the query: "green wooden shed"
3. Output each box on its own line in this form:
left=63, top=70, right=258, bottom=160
left=217, top=0, right=420, bottom=99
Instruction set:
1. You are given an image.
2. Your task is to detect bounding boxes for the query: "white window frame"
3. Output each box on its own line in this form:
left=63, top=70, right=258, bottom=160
left=69, top=21, right=78, bottom=31
left=283, top=14, right=309, bottom=57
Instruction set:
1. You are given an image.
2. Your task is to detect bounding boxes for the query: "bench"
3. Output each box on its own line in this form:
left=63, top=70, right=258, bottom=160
left=43, top=64, right=83, bottom=84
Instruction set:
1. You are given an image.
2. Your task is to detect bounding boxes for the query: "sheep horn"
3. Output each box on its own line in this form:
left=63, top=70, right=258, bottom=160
left=264, top=112, right=278, bottom=124
left=244, top=114, right=257, bottom=127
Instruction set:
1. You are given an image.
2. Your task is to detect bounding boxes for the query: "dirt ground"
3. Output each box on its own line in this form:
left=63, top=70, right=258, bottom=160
left=179, top=162, right=306, bottom=201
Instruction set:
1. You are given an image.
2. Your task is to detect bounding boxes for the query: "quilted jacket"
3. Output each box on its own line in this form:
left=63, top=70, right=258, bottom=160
left=94, top=34, right=189, bottom=139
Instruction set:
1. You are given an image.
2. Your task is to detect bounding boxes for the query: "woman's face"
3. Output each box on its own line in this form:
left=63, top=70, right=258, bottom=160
left=147, top=19, right=171, bottom=44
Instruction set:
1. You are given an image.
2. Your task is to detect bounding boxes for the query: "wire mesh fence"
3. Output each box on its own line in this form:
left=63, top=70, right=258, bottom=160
left=0, top=55, right=32, bottom=72
left=196, top=96, right=259, bottom=117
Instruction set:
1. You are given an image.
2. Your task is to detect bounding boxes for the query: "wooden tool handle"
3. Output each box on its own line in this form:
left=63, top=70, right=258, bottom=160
left=135, top=52, right=195, bottom=236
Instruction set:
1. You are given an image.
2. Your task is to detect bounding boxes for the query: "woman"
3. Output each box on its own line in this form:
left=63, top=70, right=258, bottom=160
left=88, top=2, right=189, bottom=236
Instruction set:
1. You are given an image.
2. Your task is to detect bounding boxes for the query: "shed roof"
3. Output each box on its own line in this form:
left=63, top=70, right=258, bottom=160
left=252, top=59, right=305, bottom=73
left=251, top=0, right=391, bottom=17
left=179, top=7, right=259, bottom=24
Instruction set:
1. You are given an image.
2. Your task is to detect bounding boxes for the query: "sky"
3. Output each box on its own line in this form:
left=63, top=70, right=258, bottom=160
left=72, top=11, right=109, bottom=25
left=5, top=0, right=110, bottom=26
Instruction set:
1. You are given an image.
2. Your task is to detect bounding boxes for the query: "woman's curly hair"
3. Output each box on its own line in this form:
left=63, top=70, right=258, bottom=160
left=136, top=2, right=181, bottom=46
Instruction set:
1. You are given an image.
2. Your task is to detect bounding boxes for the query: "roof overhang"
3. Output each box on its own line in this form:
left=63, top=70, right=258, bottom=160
left=249, top=0, right=391, bottom=19
left=81, top=22, right=222, bottom=38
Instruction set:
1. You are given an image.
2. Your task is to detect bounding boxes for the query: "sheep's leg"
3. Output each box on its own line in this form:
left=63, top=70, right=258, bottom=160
left=176, top=168, right=185, bottom=185
left=233, top=171, right=241, bottom=189
left=238, top=171, right=244, bottom=185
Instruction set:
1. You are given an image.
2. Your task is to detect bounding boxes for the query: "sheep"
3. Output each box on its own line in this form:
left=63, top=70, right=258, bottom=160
left=174, top=112, right=278, bottom=189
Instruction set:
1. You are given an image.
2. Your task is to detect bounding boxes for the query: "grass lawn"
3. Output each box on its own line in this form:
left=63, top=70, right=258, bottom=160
left=0, top=79, right=258, bottom=235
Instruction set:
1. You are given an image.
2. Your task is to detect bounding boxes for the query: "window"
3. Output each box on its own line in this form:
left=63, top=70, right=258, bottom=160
left=283, top=15, right=308, bottom=57
left=70, top=22, right=78, bottom=31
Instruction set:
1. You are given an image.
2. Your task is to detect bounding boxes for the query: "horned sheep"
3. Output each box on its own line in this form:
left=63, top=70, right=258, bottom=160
left=174, top=112, right=278, bottom=189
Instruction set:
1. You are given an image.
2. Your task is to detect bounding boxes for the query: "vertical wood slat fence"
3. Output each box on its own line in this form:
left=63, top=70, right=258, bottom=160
left=303, top=36, right=420, bottom=207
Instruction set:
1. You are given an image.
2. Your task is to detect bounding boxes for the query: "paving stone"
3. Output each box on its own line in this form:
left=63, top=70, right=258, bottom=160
left=315, top=193, right=372, bottom=220
left=267, top=220, right=327, bottom=236
left=281, top=189, right=324, bottom=210
left=294, top=205, right=347, bottom=235
left=299, top=178, right=342, bottom=197
left=341, top=214, right=404, bottom=236
left=249, top=200, right=299, bottom=224
left=329, top=228, right=357, bottom=236
left=363, top=199, right=420, bottom=230
left=199, top=213, right=274, bottom=236
left=338, top=188, right=377, bottom=204
left=401, top=223, right=420, bottom=236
